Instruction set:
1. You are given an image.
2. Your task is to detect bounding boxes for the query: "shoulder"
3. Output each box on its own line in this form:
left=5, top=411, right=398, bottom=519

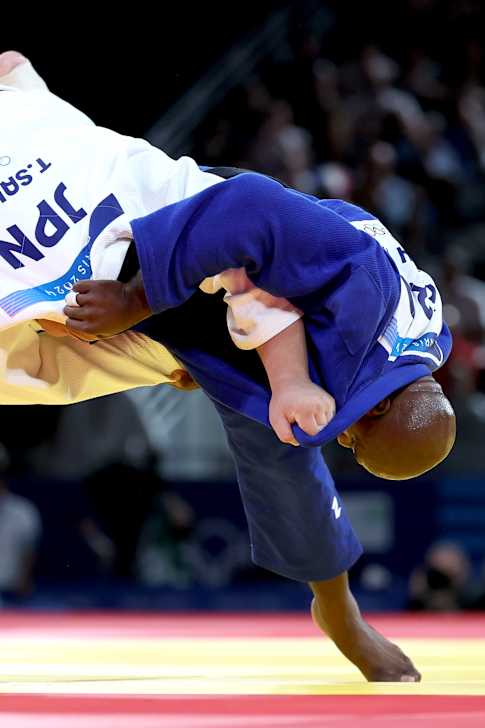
left=319, top=198, right=377, bottom=224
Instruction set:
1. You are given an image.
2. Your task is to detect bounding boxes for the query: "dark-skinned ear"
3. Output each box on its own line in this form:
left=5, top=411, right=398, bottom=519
left=367, top=398, right=392, bottom=418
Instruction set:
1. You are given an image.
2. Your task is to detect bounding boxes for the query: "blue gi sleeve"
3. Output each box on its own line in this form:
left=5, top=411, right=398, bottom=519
left=130, top=173, right=382, bottom=313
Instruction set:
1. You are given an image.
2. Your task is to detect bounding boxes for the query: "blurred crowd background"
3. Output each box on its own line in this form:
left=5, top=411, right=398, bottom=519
left=1, top=0, right=485, bottom=613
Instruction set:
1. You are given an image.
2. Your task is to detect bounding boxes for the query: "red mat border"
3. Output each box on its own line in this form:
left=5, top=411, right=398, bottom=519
left=0, top=695, right=483, bottom=716
left=0, top=612, right=484, bottom=639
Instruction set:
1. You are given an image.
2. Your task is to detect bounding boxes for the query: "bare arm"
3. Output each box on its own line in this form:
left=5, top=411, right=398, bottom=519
left=257, top=319, right=335, bottom=446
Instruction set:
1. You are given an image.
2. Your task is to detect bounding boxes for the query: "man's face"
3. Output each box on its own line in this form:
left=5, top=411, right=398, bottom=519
left=336, top=398, right=392, bottom=467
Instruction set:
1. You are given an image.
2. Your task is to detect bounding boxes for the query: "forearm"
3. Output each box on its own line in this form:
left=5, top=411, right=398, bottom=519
left=124, top=270, right=152, bottom=319
left=257, top=319, right=336, bottom=444
left=257, top=319, right=309, bottom=390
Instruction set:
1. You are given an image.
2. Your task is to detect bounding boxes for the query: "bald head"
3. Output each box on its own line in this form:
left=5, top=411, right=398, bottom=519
left=338, top=376, right=456, bottom=480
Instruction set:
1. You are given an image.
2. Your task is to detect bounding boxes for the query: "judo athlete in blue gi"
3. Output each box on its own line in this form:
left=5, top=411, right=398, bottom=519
left=64, top=170, right=456, bottom=683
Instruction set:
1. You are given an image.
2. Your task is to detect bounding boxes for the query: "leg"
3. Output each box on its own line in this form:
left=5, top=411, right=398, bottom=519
left=212, top=398, right=362, bottom=582
left=212, top=398, right=421, bottom=682
left=310, top=574, right=421, bottom=682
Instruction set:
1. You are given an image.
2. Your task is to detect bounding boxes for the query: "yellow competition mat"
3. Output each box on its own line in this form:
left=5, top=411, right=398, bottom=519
left=0, top=635, right=483, bottom=695
left=0, top=613, right=483, bottom=728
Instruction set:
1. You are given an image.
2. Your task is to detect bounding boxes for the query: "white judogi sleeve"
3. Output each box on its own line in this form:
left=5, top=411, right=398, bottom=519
left=200, top=268, right=302, bottom=349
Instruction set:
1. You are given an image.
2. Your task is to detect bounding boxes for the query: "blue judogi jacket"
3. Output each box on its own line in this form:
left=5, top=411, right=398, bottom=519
left=131, top=173, right=452, bottom=447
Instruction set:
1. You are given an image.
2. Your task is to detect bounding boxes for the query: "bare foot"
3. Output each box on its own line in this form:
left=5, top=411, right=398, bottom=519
left=0, top=51, right=47, bottom=91
left=311, top=597, right=421, bottom=682
left=0, top=51, right=27, bottom=78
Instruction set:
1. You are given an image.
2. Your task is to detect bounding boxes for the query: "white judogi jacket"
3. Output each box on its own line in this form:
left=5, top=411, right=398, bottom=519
left=0, top=63, right=300, bottom=404
left=0, top=75, right=205, bottom=402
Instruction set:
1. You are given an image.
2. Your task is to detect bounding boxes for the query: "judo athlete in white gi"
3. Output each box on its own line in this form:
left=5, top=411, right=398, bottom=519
left=0, top=51, right=456, bottom=682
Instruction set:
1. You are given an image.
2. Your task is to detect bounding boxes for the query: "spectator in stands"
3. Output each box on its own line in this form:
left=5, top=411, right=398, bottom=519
left=437, top=247, right=485, bottom=402
left=86, top=454, right=194, bottom=581
left=353, top=141, right=418, bottom=240
left=136, top=472, right=195, bottom=588
left=408, top=541, right=475, bottom=611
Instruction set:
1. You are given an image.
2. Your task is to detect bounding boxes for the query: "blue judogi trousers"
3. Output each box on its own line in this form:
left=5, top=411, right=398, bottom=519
left=210, top=398, right=363, bottom=582
left=133, top=287, right=363, bottom=583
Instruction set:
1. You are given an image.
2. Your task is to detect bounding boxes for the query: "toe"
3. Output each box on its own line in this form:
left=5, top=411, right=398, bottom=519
left=400, top=673, right=420, bottom=682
